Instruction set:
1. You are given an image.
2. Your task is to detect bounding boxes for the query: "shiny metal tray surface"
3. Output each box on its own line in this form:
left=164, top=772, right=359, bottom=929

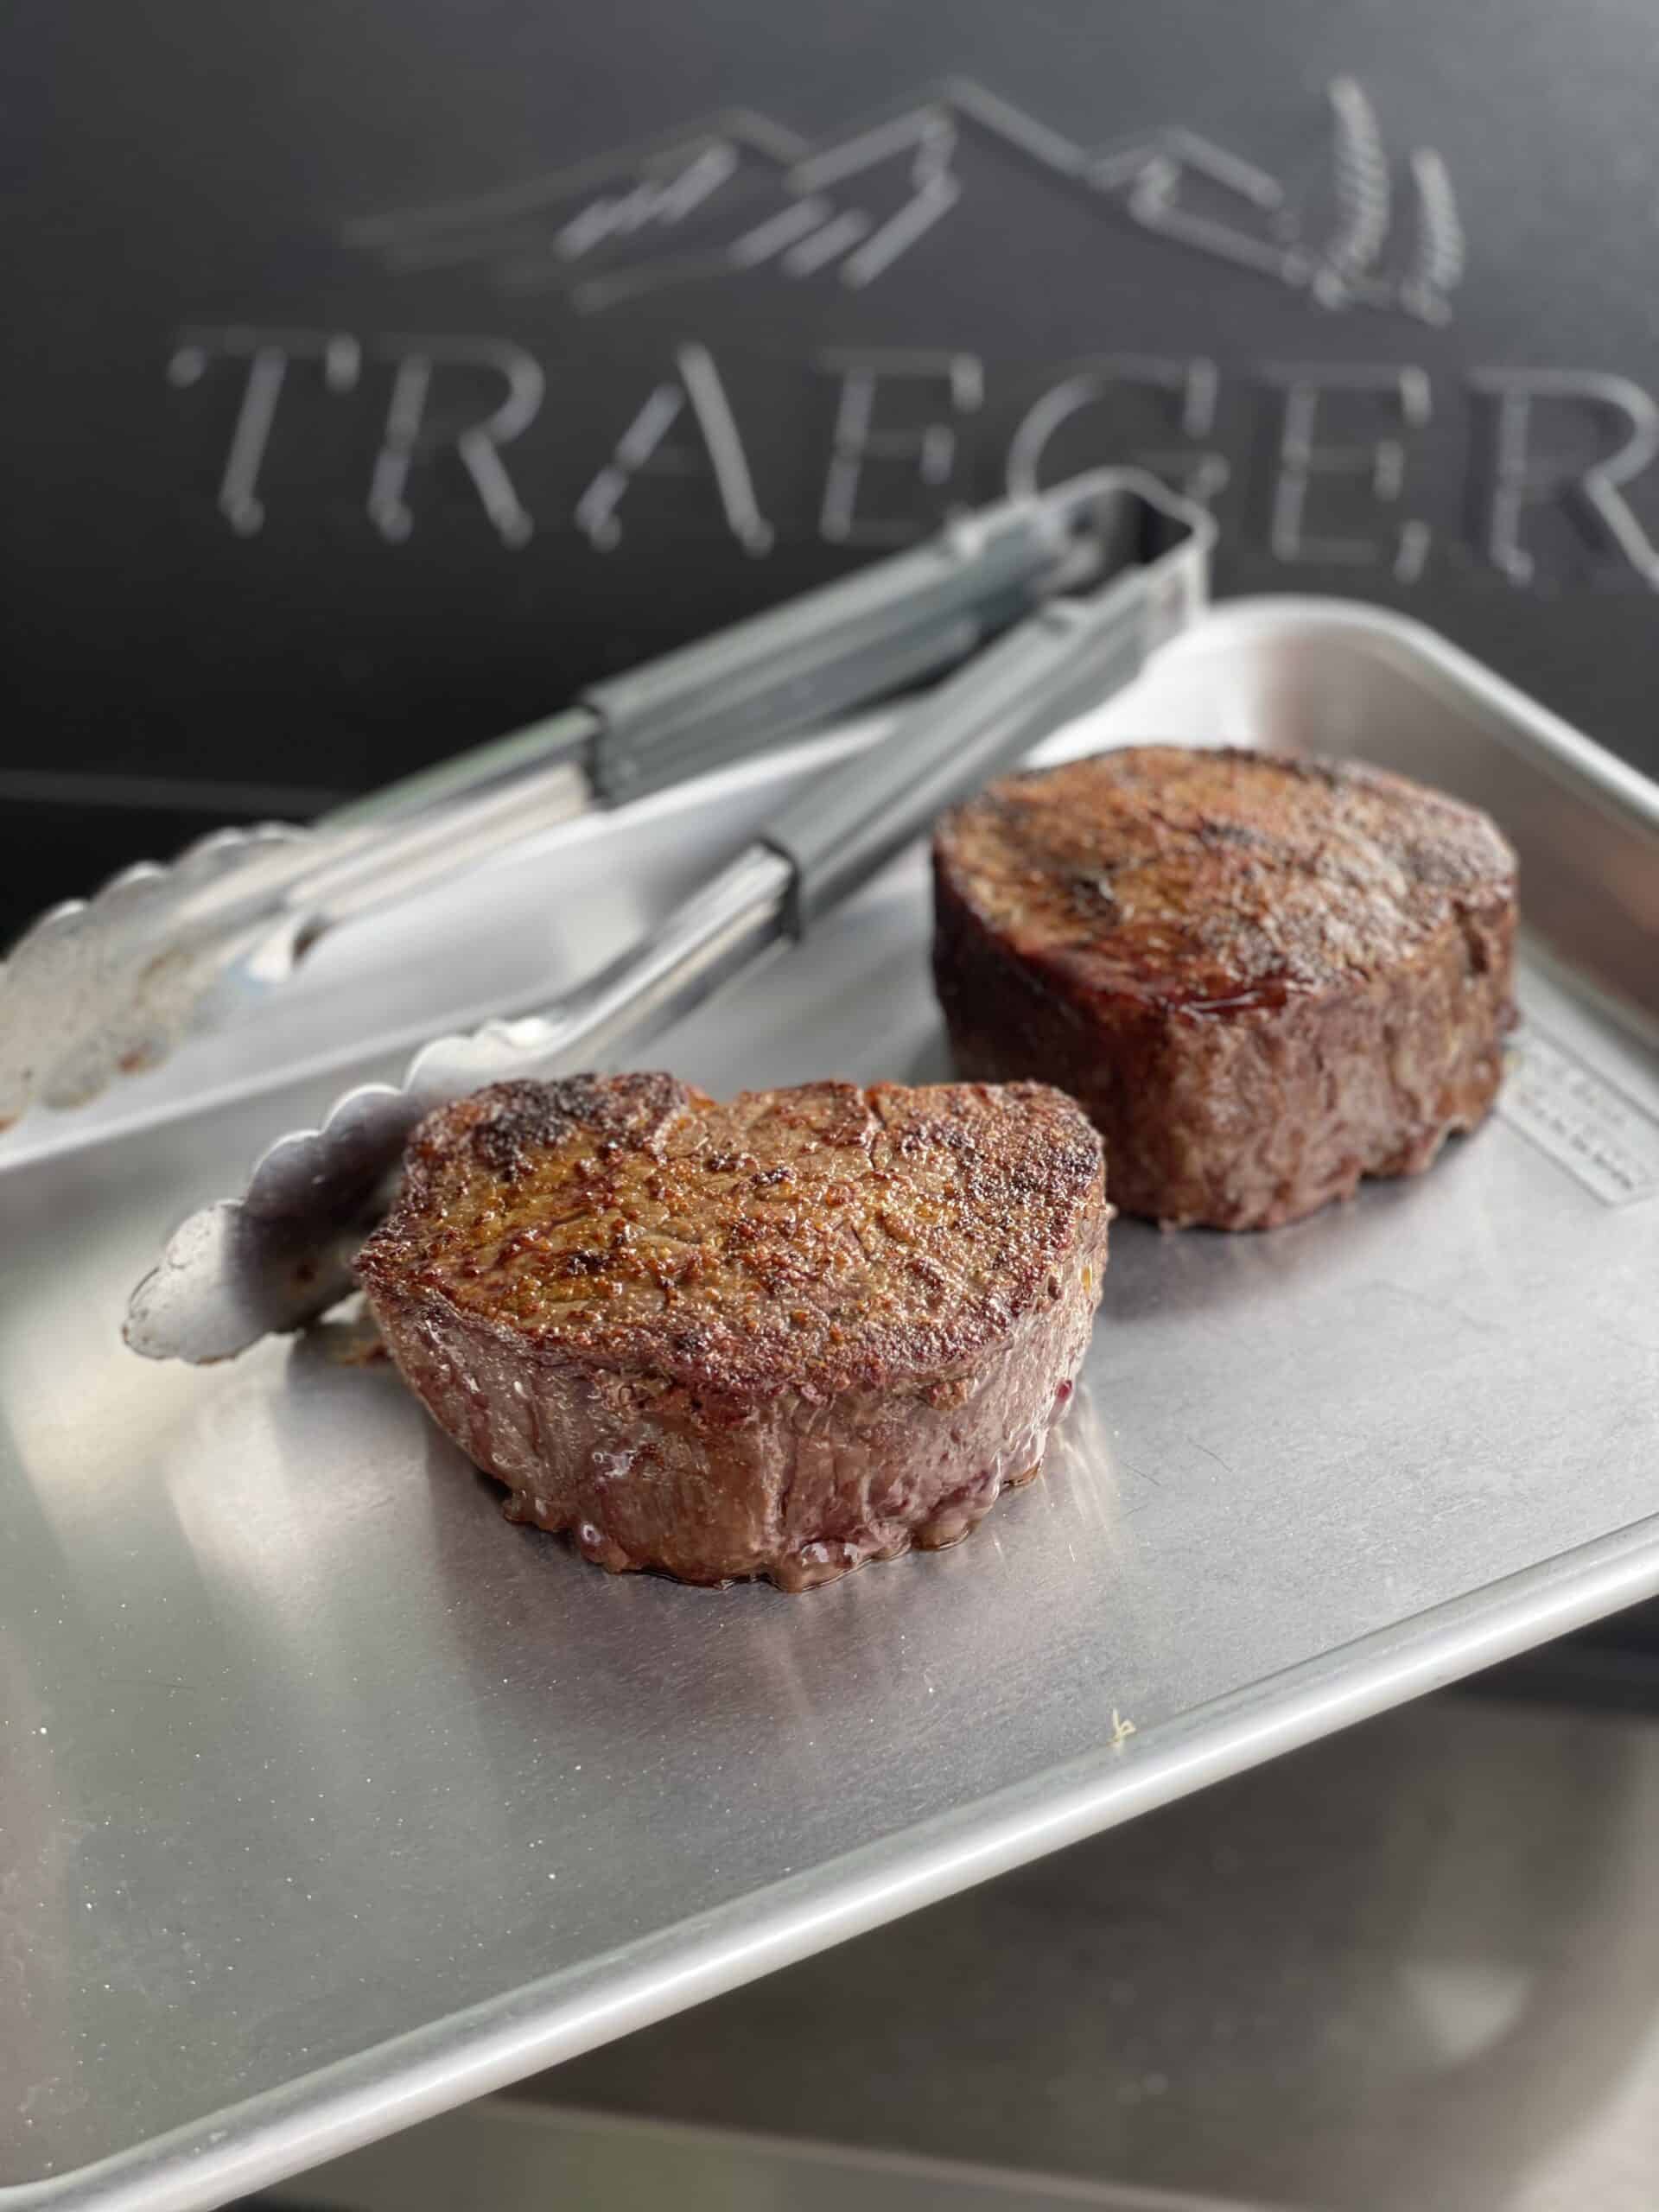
left=3, top=601, right=1657, bottom=2210
left=271, top=1696, right=1659, bottom=2212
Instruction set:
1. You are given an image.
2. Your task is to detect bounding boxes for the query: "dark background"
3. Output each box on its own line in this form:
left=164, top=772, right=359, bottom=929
left=8, top=0, right=1659, bottom=941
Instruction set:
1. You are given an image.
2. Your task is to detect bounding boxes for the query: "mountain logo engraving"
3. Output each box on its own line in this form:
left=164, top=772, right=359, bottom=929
left=344, top=75, right=1464, bottom=325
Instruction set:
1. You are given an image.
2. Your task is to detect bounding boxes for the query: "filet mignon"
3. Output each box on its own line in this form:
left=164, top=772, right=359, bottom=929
left=932, top=747, right=1517, bottom=1230
left=355, top=1073, right=1109, bottom=1591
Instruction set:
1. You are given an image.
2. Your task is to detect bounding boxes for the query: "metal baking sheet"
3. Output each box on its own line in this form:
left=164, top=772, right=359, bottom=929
left=3, top=601, right=1657, bottom=2210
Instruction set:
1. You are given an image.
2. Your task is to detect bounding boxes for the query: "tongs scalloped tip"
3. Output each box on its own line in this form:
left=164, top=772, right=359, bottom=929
left=0, top=822, right=315, bottom=1125
left=124, top=1075, right=421, bottom=1363
left=124, top=1020, right=578, bottom=1362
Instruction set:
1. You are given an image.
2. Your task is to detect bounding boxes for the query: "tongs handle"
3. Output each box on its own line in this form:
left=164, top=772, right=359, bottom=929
left=579, top=493, right=1077, bottom=806
left=296, top=497, right=1077, bottom=935
left=763, top=474, right=1203, bottom=933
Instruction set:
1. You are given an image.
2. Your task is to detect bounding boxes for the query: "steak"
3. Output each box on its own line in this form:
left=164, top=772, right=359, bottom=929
left=932, top=747, right=1518, bottom=1230
left=355, top=1073, right=1109, bottom=1591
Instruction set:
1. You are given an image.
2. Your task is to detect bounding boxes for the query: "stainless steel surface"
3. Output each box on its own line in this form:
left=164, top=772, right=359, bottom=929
left=503, top=1698, right=1659, bottom=2212
left=123, top=481, right=1206, bottom=1363
left=3, top=601, right=1656, bottom=2212
left=0, top=474, right=1147, bottom=1133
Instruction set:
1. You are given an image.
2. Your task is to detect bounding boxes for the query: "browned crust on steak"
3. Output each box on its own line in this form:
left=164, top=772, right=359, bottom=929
left=932, top=747, right=1518, bottom=1230
left=355, top=1076, right=1109, bottom=1590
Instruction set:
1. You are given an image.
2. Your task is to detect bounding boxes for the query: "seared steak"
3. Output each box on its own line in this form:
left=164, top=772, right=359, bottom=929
left=932, top=747, right=1517, bottom=1230
left=356, top=1074, right=1109, bottom=1591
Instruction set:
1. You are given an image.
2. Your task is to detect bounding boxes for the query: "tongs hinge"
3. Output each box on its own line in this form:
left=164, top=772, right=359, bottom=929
left=763, top=471, right=1212, bottom=936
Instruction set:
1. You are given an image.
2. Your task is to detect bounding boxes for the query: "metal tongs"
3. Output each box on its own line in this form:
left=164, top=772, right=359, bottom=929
left=0, top=488, right=1090, bottom=1130
left=125, top=471, right=1209, bottom=1363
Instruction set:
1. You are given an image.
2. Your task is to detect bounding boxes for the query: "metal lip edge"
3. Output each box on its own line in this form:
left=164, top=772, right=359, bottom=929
left=15, top=1503, right=1659, bottom=2212
left=1185, top=594, right=1659, bottom=838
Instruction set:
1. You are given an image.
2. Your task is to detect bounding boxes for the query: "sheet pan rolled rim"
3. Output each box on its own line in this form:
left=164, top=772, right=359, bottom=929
left=1184, top=596, right=1659, bottom=837
left=14, top=1500, right=1659, bottom=2212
